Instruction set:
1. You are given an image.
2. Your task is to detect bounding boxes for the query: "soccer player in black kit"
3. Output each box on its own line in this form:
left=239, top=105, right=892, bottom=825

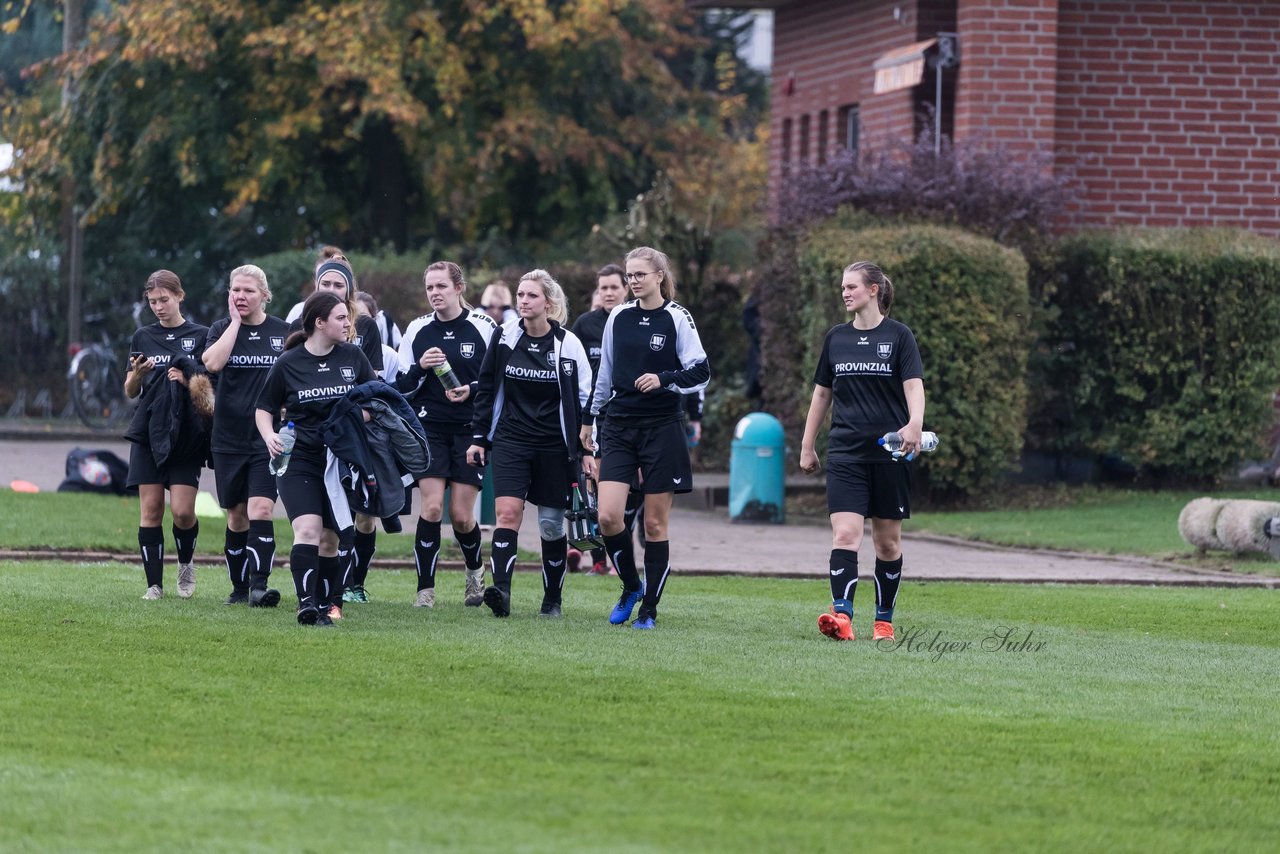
left=578, top=247, right=710, bottom=630
left=256, top=291, right=377, bottom=626
left=467, top=270, right=593, bottom=619
left=124, top=270, right=210, bottom=601
left=202, top=264, right=291, bottom=608
left=569, top=263, right=628, bottom=574
left=800, top=261, right=925, bottom=643
left=289, top=253, right=383, bottom=614
left=396, top=260, right=497, bottom=608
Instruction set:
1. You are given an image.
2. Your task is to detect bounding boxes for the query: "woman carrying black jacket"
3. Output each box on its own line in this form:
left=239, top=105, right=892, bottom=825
left=466, top=269, right=593, bottom=619
left=256, top=291, right=376, bottom=627
left=124, top=270, right=211, bottom=601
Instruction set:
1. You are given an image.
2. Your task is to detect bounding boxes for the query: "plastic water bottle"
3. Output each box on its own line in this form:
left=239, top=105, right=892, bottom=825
left=878, top=431, right=939, bottom=462
left=434, top=359, right=462, bottom=391
left=271, top=421, right=296, bottom=476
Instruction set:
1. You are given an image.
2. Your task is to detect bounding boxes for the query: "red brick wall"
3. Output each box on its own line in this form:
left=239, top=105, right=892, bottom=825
left=1054, top=1, right=1280, bottom=233
left=769, top=0, right=925, bottom=219
left=954, top=0, right=1060, bottom=148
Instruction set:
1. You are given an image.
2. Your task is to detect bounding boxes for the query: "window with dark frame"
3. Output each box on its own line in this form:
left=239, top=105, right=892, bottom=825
left=837, top=104, right=860, bottom=158
left=799, top=114, right=810, bottom=164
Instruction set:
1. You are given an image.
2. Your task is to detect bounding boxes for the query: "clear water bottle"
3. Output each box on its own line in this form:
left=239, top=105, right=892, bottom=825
left=270, top=421, right=296, bottom=476
left=879, top=431, right=939, bottom=461
left=434, top=358, right=462, bottom=391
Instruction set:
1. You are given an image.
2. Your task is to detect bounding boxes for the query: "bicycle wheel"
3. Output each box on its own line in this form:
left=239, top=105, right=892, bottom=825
left=68, top=346, right=129, bottom=429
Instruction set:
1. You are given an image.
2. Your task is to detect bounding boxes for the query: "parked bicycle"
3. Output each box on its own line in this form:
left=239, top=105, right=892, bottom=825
left=67, top=309, right=139, bottom=429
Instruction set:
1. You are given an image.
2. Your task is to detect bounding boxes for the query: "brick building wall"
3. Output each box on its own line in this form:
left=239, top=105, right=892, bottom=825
left=1054, top=0, right=1280, bottom=233
left=954, top=0, right=1060, bottom=149
left=762, top=0, right=1280, bottom=235
left=769, top=0, right=928, bottom=212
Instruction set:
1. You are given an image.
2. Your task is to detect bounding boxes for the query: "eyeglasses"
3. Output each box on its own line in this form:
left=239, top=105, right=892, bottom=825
left=625, top=271, right=657, bottom=283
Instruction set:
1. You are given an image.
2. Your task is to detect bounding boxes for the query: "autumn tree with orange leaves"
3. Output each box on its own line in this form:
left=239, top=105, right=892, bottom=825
left=3, top=0, right=761, bottom=259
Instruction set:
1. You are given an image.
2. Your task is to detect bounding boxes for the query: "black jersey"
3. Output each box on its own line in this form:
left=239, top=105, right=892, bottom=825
left=128, top=320, right=210, bottom=395
left=256, top=342, right=376, bottom=452
left=493, top=329, right=562, bottom=447
left=288, top=313, right=383, bottom=372
left=205, top=315, right=292, bottom=454
left=589, top=300, right=710, bottom=425
left=570, top=308, right=608, bottom=377
left=397, top=308, right=497, bottom=434
left=813, top=319, right=924, bottom=462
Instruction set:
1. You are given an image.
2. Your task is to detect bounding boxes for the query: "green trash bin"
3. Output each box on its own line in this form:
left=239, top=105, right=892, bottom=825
left=729, top=412, right=786, bottom=524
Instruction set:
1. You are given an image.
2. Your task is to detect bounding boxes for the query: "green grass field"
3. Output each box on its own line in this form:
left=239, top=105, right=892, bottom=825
left=911, top=486, right=1280, bottom=572
left=3, top=561, right=1277, bottom=851
left=11, top=486, right=1280, bottom=566
left=0, top=491, right=480, bottom=562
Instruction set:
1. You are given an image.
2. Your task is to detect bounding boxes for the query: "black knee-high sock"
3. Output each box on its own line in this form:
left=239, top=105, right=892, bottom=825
left=415, top=518, right=442, bottom=591
left=139, top=526, right=165, bottom=588
left=173, top=521, right=198, bottom=565
left=490, top=528, right=519, bottom=593
left=603, top=529, right=641, bottom=591
left=590, top=546, right=606, bottom=566
left=353, top=529, right=377, bottom=586
left=290, top=544, right=320, bottom=608
left=874, top=556, right=903, bottom=623
left=224, top=527, right=249, bottom=590
left=640, top=539, right=670, bottom=616
left=541, top=536, right=568, bottom=604
left=624, top=491, right=643, bottom=534
left=247, top=520, right=276, bottom=580
left=336, top=532, right=354, bottom=593
left=829, top=549, right=858, bottom=616
left=319, top=555, right=342, bottom=608
left=454, top=523, right=484, bottom=571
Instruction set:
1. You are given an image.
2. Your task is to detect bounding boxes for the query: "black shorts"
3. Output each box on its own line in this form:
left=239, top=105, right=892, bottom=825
left=212, top=450, right=277, bottom=508
left=274, top=449, right=338, bottom=528
left=421, top=430, right=483, bottom=487
left=126, top=442, right=203, bottom=489
left=490, top=441, right=572, bottom=509
left=826, top=457, right=912, bottom=519
left=598, top=417, right=692, bottom=494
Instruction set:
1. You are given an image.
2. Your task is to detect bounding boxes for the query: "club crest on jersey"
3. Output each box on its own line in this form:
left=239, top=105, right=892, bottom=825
left=270, top=337, right=284, bottom=351
left=878, top=342, right=893, bottom=360
left=460, top=343, right=475, bottom=359
left=181, top=338, right=196, bottom=352
left=562, top=361, right=574, bottom=376
left=354, top=335, right=364, bottom=347
left=650, top=334, right=666, bottom=351
left=546, top=350, right=556, bottom=367
left=340, top=366, right=356, bottom=382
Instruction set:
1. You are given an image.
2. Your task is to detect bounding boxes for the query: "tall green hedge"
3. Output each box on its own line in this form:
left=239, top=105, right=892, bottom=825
left=1033, top=229, right=1280, bottom=483
left=796, top=218, right=1031, bottom=496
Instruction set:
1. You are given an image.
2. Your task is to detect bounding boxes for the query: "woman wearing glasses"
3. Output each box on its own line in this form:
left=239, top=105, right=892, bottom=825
left=578, top=247, right=710, bottom=630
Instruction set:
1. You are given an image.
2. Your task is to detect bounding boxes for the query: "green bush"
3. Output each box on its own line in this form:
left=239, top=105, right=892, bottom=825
left=796, top=217, right=1031, bottom=497
left=1033, top=229, right=1280, bottom=483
